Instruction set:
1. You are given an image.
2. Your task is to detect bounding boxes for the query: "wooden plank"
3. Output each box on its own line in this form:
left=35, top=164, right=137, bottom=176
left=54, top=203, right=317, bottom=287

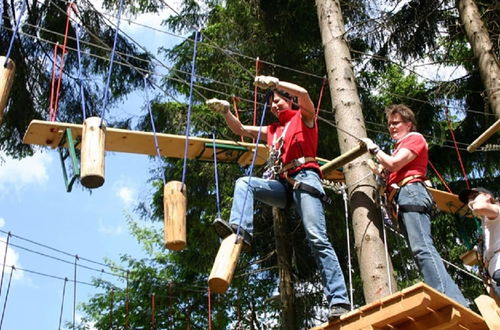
left=428, top=188, right=469, bottom=217
left=467, top=119, right=500, bottom=152
left=460, top=249, right=479, bottom=266
left=474, top=294, right=500, bottom=330
left=311, top=282, right=487, bottom=330
left=23, top=120, right=268, bottom=166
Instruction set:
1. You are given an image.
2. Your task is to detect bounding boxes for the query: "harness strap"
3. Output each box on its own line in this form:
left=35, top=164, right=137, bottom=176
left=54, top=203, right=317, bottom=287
left=283, top=172, right=333, bottom=206
left=280, top=157, right=317, bottom=173
left=398, top=204, right=432, bottom=214
left=387, top=174, right=426, bottom=202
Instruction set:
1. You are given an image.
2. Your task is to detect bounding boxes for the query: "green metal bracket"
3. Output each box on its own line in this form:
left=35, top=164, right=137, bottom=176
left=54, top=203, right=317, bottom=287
left=58, top=128, right=80, bottom=192
left=204, top=142, right=249, bottom=151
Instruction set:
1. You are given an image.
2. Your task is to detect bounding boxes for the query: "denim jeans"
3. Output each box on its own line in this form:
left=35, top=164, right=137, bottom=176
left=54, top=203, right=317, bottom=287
left=491, top=270, right=500, bottom=299
left=229, top=169, right=350, bottom=307
left=397, top=182, right=468, bottom=306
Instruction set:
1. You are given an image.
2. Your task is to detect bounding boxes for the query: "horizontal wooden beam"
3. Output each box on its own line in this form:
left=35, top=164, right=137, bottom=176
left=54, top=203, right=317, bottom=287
left=467, top=119, right=500, bottom=152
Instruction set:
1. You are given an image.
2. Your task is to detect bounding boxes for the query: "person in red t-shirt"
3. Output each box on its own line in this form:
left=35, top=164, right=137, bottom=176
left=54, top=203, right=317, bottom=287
left=362, top=104, right=467, bottom=307
left=206, top=76, right=350, bottom=321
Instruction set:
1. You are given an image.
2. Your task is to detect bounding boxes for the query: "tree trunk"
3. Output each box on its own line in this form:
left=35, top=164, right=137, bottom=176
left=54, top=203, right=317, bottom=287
left=315, top=0, right=397, bottom=303
left=273, top=207, right=296, bottom=329
left=457, top=0, right=500, bottom=117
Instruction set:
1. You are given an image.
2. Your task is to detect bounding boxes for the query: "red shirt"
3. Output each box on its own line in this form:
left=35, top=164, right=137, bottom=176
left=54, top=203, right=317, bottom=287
left=267, top=109, right=321, bottom=177
left=387, top=132, right=428, bottom=186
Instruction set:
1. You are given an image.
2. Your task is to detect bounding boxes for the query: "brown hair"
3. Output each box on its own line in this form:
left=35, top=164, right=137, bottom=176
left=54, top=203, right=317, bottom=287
left=385, top=104, right=417, bottom=131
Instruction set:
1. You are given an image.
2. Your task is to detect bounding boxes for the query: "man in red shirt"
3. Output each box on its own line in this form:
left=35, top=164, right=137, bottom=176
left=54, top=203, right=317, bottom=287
left=207, top=76, right=350, bottom=321
left=362, top=104, right=467, bottom=306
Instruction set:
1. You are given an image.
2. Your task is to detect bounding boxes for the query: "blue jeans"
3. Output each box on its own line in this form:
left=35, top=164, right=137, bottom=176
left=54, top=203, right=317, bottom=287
left=491, top=270, right=500, bottom=299
left=229, top=169, right=349, bottom=307
left=397, top=182, right=468, bottom=306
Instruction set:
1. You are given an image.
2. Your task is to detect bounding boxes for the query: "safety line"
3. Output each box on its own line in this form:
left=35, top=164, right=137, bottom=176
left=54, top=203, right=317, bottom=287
left=181, top=30, right=200, bottom=190
left=0, top=232, right=11, bottom=299
left=445, top=107, right=470, bottom=189
left=75, top=22, right=87, bottom=120
left=3, top=0, right=27, bottom=66
left=57, top=278, right=68, bottom=330
left=212, top=130, right=222, bottom=219
left=0, top=266, right=14, bottom=330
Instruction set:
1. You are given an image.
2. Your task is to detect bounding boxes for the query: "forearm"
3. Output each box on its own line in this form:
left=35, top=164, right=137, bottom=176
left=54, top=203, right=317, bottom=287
left=222, top=111, right=265, bottom=140
left=277, top=81, right=315, bottom=117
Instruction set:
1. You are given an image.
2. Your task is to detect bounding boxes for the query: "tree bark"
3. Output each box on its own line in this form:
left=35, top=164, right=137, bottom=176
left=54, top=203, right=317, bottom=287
left=273, top=207, right=296, bottom=329
left=457, top=0, right=500, bottom=118
left=315, top=0, right=397, bottom=303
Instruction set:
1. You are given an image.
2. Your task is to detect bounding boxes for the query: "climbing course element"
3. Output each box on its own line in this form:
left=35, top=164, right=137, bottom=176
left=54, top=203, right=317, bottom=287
left=0, top=57, right=15, bottom=122
left=208, top=234, right=244, bottom=294
left=23, top=120, right=269, bottom=166
left=163, top=181, right=187, bottom=250
left=80, top=117, right=106, bottom=188
left=467, top=119, right=500, bottom=152
left=310, top=282, right=487, bottom=330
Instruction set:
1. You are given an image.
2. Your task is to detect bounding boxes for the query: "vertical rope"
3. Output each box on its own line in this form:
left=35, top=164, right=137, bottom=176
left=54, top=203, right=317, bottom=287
left=235, top=91, right=272, bottom=240
left=315, top=77, right=327, bottom=115
left=444, top=107, right=470, bottom=189
left=125, top=271, right=129, bottom=330
left=108, top=288, right=114, bottom=330
left=252, top=57, right=260, bottom=128
left=232, top=97, right=244, bottom=142
left=4, top=0, right=27, bottom=66
left=428, top=160, right=452, bottom=193
left=58, top=278, right=68, bottom=330
left=144, top=76, right=166, bottom=185
left=73, top=255, right=79, bottom=330
left=100, top=0, right=124, bottom=126
left=341, top=187, right=354, bottom=309
left=0, top=265, right=14, bottom=329
left=180, top=30, right=200, bottom=190
left=0, top=232, right=11, bottom=298
left=381, top=211, right=393, bottom=295
left=212, top=130, right=222, bottom=219
left=151, top=293, right=156, bottom=330
left=75, top=23, right=87, bottom=120
left=207, top=287, right=212, bottom=330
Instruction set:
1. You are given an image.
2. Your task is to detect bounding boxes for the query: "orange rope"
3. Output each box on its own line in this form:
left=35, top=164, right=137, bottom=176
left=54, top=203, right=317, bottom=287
left=444, top=107, right=470, bottom=189
left=315, top=76, right=327, bottom=115
left=428, top=160, right=453, bottom=193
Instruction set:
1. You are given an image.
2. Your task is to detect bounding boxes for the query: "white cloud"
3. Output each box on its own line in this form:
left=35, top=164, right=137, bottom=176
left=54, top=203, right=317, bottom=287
left=116, top=186, right=135, bottom=207
left=0, top=151, right=52, bottom=195
left=97, top=218, right=124, bottom=236
left=0, top=217, right=5, bottom=228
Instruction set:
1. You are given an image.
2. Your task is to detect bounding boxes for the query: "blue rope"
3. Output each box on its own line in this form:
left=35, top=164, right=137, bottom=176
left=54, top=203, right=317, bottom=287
left=144, top=76, right=166, bottom=185
left=99, top=0, right=124, bottom=125
left=180, top=30, right=200, bottom=191
left=235, top=91, right=273, bottom=241
left=4, top=0, right=28, bottom=67
left=212, top=130, right=221, bottom=219
left=75, top=24, right=87, bottom=120
left=0, top=0, right=4, bottom=28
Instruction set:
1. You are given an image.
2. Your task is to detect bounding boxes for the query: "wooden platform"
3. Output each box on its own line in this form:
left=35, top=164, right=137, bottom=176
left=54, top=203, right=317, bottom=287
left=311, top=282, right=487, bottom=330
left=428, top=187, right=469, bottom=217
left=22, top=120, right=464, bottom=213
left=23, top=120, right=268, bottom=166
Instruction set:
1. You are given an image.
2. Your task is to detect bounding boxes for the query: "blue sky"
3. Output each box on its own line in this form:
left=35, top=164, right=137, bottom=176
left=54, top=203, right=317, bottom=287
left=0, top=4, right=183, bottom=329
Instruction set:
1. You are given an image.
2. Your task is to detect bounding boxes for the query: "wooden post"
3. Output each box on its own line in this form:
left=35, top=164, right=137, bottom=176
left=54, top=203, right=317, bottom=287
left=80, top=117, right=106, bottom=188
left=163, top=181, right=187, bottom=250
left=467, top=119, right=500, bottom=152
left=320, top=143, right=368, bottom=174
left=208, top=234, right=243, bottom=293
left=474, top=295, right=500, bottom=330
left=0, top=57, right=16, bottom=123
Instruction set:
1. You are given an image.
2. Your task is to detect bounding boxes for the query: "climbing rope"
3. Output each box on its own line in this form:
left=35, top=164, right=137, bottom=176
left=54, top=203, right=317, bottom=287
left=99, top=0, right=124, bottom=126
left=207, top=287, right=212, bottom=330
left=58, top=277, right=68, bottom=330
left=444, top=107, right=470, bottom=189
left=151, top=292, right=156, bottom=329
left=0, top=265, right=14, bottom=329
left=75, top=22, right=87, bottom=120
left=108, top=288, right=114, bottom=329
left=428, top=160, right=452, bottom=193
left=339, top=185, right=354, bottom=309
left=73, top=255, right=79, bottom=330
left=253, top=57, right=260, bottom=129
left=315, top=77, right=327, bottom=115
left=144, top=75, right=166, bottom=185
left=125, top=271, right=129, bottom=330
left=0, top=232, right=11, bottom=299
left=235, top=91, right=272, bottom=242
left=3, top=0, right=27, bottom=66
left=180, top=30, right=200, bottom=191
left=212, top=130, right=222, bottom=219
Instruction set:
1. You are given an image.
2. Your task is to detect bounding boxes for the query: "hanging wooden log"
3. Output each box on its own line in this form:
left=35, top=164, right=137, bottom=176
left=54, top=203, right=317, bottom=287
left=208, top=234, right=243, bottom=294
left=80, top=117, right=106, bottom=188
left=0, top=57, right=16, bottom=123
left=163, top=181, right=187, bottom=250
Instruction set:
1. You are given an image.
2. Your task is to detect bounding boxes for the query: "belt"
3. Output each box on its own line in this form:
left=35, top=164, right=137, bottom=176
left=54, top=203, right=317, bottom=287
left=283, top=171, right=333, bottom=206
left=280, top=157, right=317, bottom=174
left=387, top=175, right=426, bottom=202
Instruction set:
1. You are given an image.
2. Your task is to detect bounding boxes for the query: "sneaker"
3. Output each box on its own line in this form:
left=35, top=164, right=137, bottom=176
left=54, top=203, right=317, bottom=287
left=213, top=219, right=252, bottom=251
left=327, top=304, right=350, bottom=322
left=213, top=218, right=234, bottom=239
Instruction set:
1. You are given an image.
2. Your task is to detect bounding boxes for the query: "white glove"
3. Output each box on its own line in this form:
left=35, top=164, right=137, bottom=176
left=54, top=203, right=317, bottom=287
left=254, top=75, right=279, bottom=90
left=206, top=98, right=230, bottom=114
left=360, top=138, right=380, bottom=155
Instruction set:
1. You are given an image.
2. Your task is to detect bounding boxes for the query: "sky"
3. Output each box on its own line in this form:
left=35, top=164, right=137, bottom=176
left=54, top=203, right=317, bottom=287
left=0, top=3, right=183, bottom=329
